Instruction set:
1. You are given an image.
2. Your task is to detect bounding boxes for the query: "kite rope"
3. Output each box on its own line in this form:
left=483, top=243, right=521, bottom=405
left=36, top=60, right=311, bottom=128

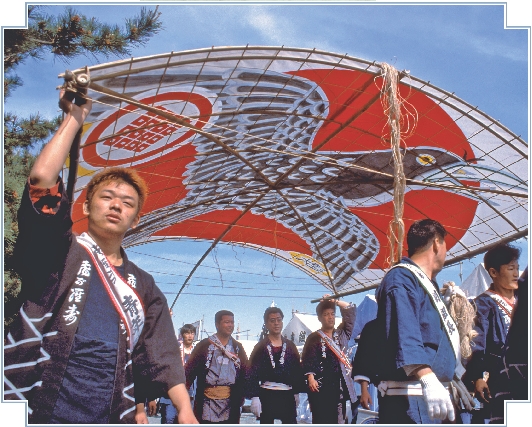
left=441, top=281, right=478, bottom=360
left=378, top=63, right=417, bottom=267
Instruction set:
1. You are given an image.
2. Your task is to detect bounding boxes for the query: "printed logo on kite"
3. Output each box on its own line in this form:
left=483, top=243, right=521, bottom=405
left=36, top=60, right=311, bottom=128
left=289, top=252, right=330, bottom=277
left=81, top=86, right=217, bottom=168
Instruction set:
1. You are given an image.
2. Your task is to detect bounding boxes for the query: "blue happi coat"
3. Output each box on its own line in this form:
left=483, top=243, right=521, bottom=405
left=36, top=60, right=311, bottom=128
left=464, top=289, right=514, bottom=423
left=375, top=258, right=455, bottom=424
left=466, top=291, right=511, bottom=383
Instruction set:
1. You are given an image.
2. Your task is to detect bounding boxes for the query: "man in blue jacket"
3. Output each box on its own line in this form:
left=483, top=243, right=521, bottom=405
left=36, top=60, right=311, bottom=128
left=374, top=219, right=455, bottom=424
left=465, top=243, right=521, bottom=423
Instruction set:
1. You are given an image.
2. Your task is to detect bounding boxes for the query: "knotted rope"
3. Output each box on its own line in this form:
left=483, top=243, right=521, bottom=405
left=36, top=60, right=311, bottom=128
left=378, top=63, right=417, bottom=266
left=442, top=281, right=477, bottom=411
left=442, top=281, right=478, bottom=360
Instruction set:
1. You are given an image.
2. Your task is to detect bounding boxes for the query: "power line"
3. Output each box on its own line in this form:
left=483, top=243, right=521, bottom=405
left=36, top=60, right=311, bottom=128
left=159, top=282, right=321, bottom=293
left=149, top=271, right=325, bottom=287
left=128, top=249, right=316, bottom=281
left=164, top=291, right=320, bottom=299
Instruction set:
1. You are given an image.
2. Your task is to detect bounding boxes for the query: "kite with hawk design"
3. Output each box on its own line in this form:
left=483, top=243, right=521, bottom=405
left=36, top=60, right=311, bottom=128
left=59, top=46, right=527, bottom=298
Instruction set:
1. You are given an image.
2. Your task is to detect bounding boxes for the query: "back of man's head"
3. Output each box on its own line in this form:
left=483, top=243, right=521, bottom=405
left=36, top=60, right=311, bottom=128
left=407, top=219, right=447, bottom=257
left=86, top=167, right=148, bottom=212
left=484, top=243, right=521, bottom=273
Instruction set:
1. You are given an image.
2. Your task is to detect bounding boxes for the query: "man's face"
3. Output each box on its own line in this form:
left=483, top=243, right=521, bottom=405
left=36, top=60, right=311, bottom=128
left=216, top=315, right=234, bottom=337
left=318, top=308, right=336, bottom=329
left=182, top=331, right=195, bottom=346
left=490, top=259, right=520, bottom=292
left=83, top=180, right=140, bottom=237
left=266, top=312, right=283, bottom=335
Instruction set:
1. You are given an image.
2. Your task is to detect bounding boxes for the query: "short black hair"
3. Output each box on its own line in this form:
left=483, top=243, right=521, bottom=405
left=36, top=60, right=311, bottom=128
left=263, top=307, right=284, bottom=323
left=407, top=219, right=447, bottom=257
left=215, top=310, right=234, bottom=324
left=316, top=299, right=336, bottom=317
left=484, top=243, right=521, bottom=273
left=180, top=324, right=196, bottom=336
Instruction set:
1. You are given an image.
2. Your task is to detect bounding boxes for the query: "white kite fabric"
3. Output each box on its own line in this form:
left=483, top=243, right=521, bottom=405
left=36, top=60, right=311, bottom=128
left=63, top=46, right=528, bottom=296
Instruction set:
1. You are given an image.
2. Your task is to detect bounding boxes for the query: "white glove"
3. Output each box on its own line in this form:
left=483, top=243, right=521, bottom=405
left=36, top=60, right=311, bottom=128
left=294, top=393, right=300, bottom=407
left=419, top=372, right=455, bottom=421
left=250, top=397, right=262, bottom=418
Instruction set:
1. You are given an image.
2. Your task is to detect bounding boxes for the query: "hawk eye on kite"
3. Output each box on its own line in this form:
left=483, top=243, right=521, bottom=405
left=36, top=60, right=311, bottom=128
left=416, top=154, right=436, bottom=166
left=59, top=46, right=528, bottom=300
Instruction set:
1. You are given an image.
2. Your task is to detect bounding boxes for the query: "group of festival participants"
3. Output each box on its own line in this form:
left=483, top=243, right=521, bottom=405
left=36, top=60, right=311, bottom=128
left=3, top=84, right=527, bottom=425
left=138, top=297, right=355, bottom=424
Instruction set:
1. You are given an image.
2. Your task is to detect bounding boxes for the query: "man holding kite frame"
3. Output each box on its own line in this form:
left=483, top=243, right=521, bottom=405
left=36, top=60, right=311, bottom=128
left=3, top=89, right=197, bottom=424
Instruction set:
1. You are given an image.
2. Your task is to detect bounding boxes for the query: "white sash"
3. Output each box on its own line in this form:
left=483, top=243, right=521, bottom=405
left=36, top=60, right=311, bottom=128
left=208, top=335, right=241, bottom=368
left=483, top=290, right=513, bottom=331
left=391, top=263, right=465, bottom=378
left=317, top=329, right=352, bottom=375
left=77, top=233, right=145, bottom=352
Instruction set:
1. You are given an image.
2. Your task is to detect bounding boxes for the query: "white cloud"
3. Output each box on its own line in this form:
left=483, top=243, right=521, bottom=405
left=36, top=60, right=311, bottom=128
left=238, top=6, right=336, bottom=52
left=243, top=6, right=295, bottom=45
left=468, top=34, right=527, bottom=62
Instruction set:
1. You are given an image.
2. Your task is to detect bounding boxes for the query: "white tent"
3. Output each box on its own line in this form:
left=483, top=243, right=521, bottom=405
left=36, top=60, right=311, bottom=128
left=460, top=263, right=492, bottom=298
left=237, top=339, right=261, bottom=358
left=282, top=311, right=342, bottom=346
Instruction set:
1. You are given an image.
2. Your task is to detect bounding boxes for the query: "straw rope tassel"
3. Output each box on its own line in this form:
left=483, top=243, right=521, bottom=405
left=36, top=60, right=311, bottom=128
left=380, top=63, right=406, bottom=265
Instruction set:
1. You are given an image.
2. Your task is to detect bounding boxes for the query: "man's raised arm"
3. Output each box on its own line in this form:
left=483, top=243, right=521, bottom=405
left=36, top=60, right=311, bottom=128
left=30, top=90, right=92, bottom=188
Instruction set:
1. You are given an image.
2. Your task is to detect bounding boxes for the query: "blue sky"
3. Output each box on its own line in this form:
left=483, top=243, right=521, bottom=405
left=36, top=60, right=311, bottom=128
left=1, top=1, right=530, bottom=425
left=4, top=1, right=530, bottom=140
left=3, top=0, right=529, bottom=334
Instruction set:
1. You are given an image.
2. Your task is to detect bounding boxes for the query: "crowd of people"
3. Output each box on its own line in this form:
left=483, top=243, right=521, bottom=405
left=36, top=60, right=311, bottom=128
left=3, top=82, right=528, bottom=425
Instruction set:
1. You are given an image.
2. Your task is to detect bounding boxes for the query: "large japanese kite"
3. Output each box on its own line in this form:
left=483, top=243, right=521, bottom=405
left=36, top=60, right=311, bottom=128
left=63, top=46, right=528, bottom=297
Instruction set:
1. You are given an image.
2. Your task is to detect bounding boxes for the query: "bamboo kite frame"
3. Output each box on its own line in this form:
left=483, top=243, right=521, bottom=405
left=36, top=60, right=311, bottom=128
left=59, top=46, right=528, bottom=305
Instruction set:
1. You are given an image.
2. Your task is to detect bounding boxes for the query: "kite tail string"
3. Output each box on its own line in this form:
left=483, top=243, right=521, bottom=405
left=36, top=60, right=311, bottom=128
left=379, top=63, right=406, bottom=267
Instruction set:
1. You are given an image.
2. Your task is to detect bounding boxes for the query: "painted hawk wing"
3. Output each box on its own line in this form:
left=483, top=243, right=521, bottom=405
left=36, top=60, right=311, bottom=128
left=124, top=68, right=379, bottom=288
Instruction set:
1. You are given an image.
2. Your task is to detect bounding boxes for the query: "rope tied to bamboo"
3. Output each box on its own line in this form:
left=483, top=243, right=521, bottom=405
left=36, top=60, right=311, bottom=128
left=377, top=63, right=417, bottom=266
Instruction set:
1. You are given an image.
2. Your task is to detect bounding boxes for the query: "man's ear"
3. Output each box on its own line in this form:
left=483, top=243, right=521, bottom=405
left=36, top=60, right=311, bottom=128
left=130, top=213, right=141, bottom=229
left=431, top=238, right=439, bottom=253
left=82, top=199, right=90, bottom=216
left=488, top=267, right=498, bottom=280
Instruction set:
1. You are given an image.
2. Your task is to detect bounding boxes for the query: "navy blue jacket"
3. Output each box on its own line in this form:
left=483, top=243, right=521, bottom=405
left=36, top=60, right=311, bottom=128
left=4, top=180, right=184, bottom=423
left=375, top=258, right=455, bottom=383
